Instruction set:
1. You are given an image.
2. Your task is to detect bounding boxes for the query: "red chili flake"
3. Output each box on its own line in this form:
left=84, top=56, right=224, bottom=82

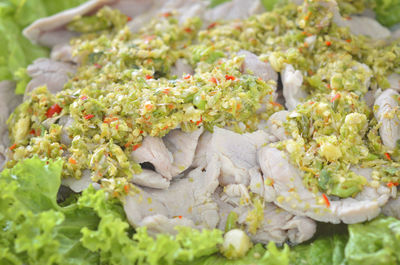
left=225, top=75, right=236, bottom=81
left=132, top=144, right=141, bottom=151
left=184, top=27, right=192, bottom=33
left=116, top=124, right=119, bottom=130
left=68, top=157, right=77, bottom=165
left=162, top=12, right=172, bottom=17
left=145, top=74, right=153, bottom=80
left=178, top=216, right=182, bottom=219
left=326, top=83, right=331, bottom=89
left=84, top=114, right=95, bottom=120
left=162, top=88, right=170, bottom=94
left=385, top=152, right=392, bottom=161
left=196, top=116, right=203, bottom=126
left=325, top=41, right=332, bottom=46
left=127, top=16, right=132, bottom=22
left=162, top=125, right=169, bottom=130
left=124, top=185, right=130, bottom=194
left=139, top=130, right=144, bottom=134
left=80, top=96, right=88, bottom=101
left=29, top=129, right=36, bottom=135
left=94, top=63, right=102, bottom=69
left=387, top=182, right=395, bottom=188
left=322, top=194, right=330, bottom=207
left=207, top=22, right=218, bottom=30
left=271, top=101, right=283, bottom=107
left=145, top=104, right=153, bottom=111
left=46, top=104, right=62, bottom=118
left=9, top=143, right=17, bottom=151
left=346, top=39, right=351, bottom=43
left=330, top=93, right=341, bottom=103
left=309, top=101, right=315, bottom=105
left=183, top=74, right=191, bottom=80
left=209, top=77, right=217, bottom=84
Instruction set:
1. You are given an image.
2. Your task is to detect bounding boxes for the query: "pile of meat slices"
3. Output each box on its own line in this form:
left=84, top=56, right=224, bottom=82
left=1, top=0, right=400, bottom=246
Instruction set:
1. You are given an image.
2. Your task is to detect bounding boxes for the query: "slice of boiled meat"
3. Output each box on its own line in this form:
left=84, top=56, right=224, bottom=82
left=0, top=81, right=23, bottom=169
left=124, top=164, right=220, bottom=235
left=265, top=110, right=290, bottom=142
left=131, top=136, right=174, bottom=180
left=282, top=64, right=307, bottom=110
left=26, top=58, right=76, bottom=96
left=130, top=169, right=170, bottom=189
left=258, top=147, right=391, bottom=224
left=23, top=0, right=116, bottom=47
left=163, top=127, right=203, bottom=177
left=204, top=0, right=264, bottom=23
left=374, top=89, right=400, bottom=150
left=207, top=127, right=270, bottom=186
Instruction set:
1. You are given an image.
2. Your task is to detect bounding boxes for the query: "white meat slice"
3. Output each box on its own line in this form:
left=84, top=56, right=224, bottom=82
left=258, top=147, right=391, bottom=224
left=364, top=90, right=376, bottom=109
left=163, top=128, right=203, bottom=177
left=204, top=0, right=264, bottom=22
left=109, top=0, right=155, bottom=18
left=282, top=64, right=307, bottom=111
left=128, top=0, right=207, bottom=33
left=0, top=81, right=23, bottom=169
left=192, top=130, right=212, bottom=169
left=131, top=136, right=174, bottom=180
left=124, top=164, right=220, bottom=234
left=207, top=127, right=270, bottom=186
left=334, top=15, right=391, bottom=40
left=23, top=0, right=116, bottom=47
left=382, top=195, right=400, bottom=219
left=265, top=110, right=290, bottom=142
left=62, top=169, right=93, bottom=192
left=50, top=44, right=77, bottom=64
left=26, top=58, right=76, bottom=96
left=130, top=169, right=170, bottom=189
left=387, top=73, right=400, bottom=92
left=170, top=59, right=194, bottom=77
left=58, top=115, right=74, bottom=146
left=213, top=186, right=316, bottom=244
left=0, top=81, right=23, bottom=147
left=239, top=50, right=278, bottom=84
left=140, top=214, right=196, bottom=236
left=374, top=89, right=400, bottom=150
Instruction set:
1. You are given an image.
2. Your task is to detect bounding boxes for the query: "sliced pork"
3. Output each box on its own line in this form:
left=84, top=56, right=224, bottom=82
left=258, top=147, right=391, bottom=224
left=374, top=89, right=400, bottom=150
left=282, top=64, right=307, bottom=110
left=204, top=0, right=264, bottom=22
left=130, top=169, right=170, bottom=189
left=265, top=110, right=290, bottom=141
left=124, top=164, right=220, bottom=235
left=0, top=81, right=23, bottom=169
left=26, top=58, right=76, bottom=96
left=23, top=0, right=116, bottom=47
left=207, top=127, right=270, bottom=186
left=131, top=136, right=174, bottom=180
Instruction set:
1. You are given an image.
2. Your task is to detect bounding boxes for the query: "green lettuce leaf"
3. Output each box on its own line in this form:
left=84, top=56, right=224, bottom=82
left=0, top=157, right=226, bottom=265
left=189, top=242, right=290, bottom=265
left=374, top=0, right=400, bottom=27
left=345, top=216, right=400, bottom=265
left=0, top=157, right=99, bottom=265
left=290, top=234, right=347, bottom=265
